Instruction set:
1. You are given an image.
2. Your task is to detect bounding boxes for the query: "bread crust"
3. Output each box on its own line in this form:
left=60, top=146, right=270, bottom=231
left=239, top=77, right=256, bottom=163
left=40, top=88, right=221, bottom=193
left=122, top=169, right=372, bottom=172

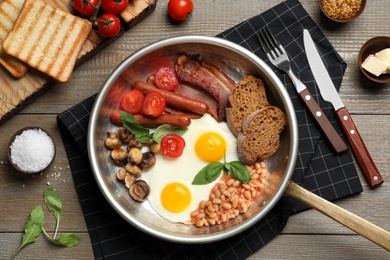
left=3, top=0, right=92, bottom=82
left=0, top=0, right=29, bottom=78
left=226, top=75, right=269, bottom=137
left=236, top=106, right=287, bottom=165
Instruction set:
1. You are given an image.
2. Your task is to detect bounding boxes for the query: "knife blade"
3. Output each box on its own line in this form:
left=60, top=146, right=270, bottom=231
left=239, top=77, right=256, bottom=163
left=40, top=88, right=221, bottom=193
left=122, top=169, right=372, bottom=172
left=303, top=29, right=384, bottom=188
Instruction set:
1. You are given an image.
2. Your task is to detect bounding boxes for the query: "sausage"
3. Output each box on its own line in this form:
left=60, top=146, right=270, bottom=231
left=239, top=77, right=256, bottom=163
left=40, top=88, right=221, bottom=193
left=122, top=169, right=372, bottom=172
left=133, top=81, right=209, bottom=115
left=133, top=114, right=191, bottom=128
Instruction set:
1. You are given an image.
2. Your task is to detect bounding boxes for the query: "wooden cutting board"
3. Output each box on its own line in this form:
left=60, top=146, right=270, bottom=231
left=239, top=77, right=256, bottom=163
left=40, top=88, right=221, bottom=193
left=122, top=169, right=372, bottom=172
left=0, top=0, right=157, bottom=126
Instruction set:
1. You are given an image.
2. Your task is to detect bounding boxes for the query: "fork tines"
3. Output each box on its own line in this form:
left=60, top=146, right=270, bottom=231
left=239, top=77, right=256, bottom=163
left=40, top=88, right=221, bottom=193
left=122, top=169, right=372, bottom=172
left=258, top=26, right=284, bottom=60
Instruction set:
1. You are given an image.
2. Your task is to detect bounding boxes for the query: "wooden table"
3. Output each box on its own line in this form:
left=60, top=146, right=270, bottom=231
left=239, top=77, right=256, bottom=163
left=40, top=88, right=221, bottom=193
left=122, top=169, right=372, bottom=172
left=1, top=0, right=389, bottom=258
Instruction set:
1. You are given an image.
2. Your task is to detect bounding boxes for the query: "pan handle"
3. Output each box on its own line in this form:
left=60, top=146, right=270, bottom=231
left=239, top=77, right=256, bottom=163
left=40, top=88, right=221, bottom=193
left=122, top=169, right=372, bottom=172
left=285, top=181, right=390, bottom=251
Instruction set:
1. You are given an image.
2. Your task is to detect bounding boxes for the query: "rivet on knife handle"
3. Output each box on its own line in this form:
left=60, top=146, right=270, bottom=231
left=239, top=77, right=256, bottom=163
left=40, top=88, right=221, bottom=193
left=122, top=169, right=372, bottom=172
left=336, top=107, right=384, bottom=188
left=298, top=89, right=348, bottom=153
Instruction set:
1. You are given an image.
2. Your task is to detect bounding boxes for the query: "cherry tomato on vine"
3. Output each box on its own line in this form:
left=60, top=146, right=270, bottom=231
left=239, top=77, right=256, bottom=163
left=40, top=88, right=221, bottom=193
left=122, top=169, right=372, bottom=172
left=73, top=0, right=99, bottom=17
left=160, top=134, right=186, bottom=158
left=142, top=91, right=166, bottom=118
left=154, top=67, right=180, bottom=91
left=167, top=0, right=194, bottom=22
left=120, top=89, right=145, bottom=114
left=101, top=0, right=129, bottom=14
left=97, top=14, right=121, bottom=37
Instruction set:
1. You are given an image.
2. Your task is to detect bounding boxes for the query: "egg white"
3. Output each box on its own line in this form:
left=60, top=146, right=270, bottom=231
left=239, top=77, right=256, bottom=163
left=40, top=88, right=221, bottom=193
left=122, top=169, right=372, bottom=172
left=141, top=113, right=238, bottom=224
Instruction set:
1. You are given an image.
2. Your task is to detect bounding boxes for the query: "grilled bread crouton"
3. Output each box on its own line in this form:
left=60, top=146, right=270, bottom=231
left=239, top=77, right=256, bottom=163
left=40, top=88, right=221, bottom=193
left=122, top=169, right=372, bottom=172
left=237, top=106, right=287, bottom=165
left=3, top=0, right=92, bottom=82
left=0, top=0, right=29, bottom=78
left=226, top=75, right=269, bottom=137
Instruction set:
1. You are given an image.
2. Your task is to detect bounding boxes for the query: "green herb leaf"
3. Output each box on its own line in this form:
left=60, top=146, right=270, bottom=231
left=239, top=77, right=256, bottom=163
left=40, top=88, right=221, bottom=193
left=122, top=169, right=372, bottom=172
left=53, top=233, right=81, bottom=247
left=11, top=205, right=44, bottom=259
left=192, top=162, right=224, bottom=185
left=121, top=111, right=150, bottom=139
left=44, top=188, right=62, bottom=239
left=228, top=161, right=251, bottom=184
left=152, top=124, right=188, bottom=144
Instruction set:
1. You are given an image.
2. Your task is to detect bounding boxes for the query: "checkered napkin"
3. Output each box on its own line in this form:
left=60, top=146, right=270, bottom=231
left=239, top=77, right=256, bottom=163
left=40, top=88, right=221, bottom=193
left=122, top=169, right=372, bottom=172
left=57, top=0, right=362, bottom=258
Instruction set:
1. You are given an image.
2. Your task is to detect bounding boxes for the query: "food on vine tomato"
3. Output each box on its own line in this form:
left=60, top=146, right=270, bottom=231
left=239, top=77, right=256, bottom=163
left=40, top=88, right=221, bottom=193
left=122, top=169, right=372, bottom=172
left=160, top=134, right=186, bottom=158
left=120, top=89, right=145, bottom=114
left=73, top=0, right=99, bottom=17
left=154, top=67, right=180, bottom=91
left=167, top=0, right=194, bottom=22
left=142, top=91, right=166, bottom=117
left=101, top=0, right=129, bottom=14
left=97, top=14, right=121, bottom=37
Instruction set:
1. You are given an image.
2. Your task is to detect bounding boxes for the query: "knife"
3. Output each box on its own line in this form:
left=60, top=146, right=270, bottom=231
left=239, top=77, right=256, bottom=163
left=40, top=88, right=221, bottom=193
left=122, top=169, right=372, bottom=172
left=303, top=29, right=384, bottom=188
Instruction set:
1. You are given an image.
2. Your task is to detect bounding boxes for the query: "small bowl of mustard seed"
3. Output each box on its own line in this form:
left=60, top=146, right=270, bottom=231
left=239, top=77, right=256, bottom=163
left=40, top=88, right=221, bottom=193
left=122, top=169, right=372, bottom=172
left=319, top=0, right=366, bottom=23
left=8, top=126, right=56, bottom=174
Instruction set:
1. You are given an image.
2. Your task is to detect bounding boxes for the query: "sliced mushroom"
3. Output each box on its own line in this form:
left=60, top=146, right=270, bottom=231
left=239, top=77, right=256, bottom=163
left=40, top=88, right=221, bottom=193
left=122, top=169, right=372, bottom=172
left=124, top=173, right=136, bottom=188
left=116, top=167, right=126, bottom=180
left=125, top=163, right=142, bottom=176
left=140, top=152, right=156, bottom=170
left=129, top=180, right=150, bottom=201
left=127, top=139, right=143, bottom=150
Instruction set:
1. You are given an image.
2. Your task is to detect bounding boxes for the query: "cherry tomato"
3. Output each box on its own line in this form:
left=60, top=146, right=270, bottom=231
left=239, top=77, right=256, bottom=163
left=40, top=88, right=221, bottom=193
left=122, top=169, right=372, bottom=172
left=73, top=0, right=99, bottom=17
left=160, top=134, right=186, bottom=158
left=167, top=0, right=194, bottom=21
left=154, top=67, right=180, bottom=91
left=142, top=91, right=166, bottom=117
left=97, top=14, right=121, bottom=37
left=120, top=89, right=145, bottom=114
left=101, top=0, right=129, bottom=14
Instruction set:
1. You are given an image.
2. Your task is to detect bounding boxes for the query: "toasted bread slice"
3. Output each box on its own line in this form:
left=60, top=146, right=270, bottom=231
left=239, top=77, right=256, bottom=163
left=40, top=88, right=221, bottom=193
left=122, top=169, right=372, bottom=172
left=237, top=106, right=287, bottom=165
left=226, top=75, right=269, bottom=137
left=0, top=0, right=29, bottom=78
left=3, top=0, right=92, bottom=82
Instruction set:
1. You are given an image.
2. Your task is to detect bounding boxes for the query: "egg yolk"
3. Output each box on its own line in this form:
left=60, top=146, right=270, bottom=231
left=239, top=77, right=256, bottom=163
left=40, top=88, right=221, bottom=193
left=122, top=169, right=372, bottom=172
left=161, top=182, right=191, bottom=213
left=195, top=132, right=226, bottom=162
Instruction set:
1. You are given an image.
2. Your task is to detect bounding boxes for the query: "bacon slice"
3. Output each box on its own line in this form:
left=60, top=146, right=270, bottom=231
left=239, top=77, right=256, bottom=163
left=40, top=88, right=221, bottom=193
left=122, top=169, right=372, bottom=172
left=175, top=55, right=235, bottom=121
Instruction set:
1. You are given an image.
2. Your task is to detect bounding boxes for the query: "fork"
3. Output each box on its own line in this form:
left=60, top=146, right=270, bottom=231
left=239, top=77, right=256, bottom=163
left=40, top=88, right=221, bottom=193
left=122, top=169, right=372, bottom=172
left=258, top=26, right=348, bottom=154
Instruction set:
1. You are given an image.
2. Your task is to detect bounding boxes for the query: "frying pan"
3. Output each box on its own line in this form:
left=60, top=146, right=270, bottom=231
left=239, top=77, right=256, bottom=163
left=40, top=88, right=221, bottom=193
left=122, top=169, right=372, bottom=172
left=88, top=36, right=390, bottom=249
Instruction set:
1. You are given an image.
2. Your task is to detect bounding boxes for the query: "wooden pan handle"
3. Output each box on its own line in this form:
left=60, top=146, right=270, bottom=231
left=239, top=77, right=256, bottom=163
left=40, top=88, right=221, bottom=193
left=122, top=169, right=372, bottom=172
left=284, top=181, right=390, bottom=251
left=336, top=107, right=384, bottom=188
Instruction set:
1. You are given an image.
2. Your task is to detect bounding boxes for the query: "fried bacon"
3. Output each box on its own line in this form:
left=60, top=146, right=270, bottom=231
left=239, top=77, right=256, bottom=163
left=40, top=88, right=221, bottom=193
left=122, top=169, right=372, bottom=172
left=175, top=55, right=235, bottom=121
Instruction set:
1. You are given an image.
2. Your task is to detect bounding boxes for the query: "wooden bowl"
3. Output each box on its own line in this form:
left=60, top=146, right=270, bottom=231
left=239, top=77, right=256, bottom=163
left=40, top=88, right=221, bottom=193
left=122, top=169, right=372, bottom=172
left=8, top=126, right=56, bottom=174
left=319, top=0, right=366, bottom=23
left=358, top=36, right=390, bottom=84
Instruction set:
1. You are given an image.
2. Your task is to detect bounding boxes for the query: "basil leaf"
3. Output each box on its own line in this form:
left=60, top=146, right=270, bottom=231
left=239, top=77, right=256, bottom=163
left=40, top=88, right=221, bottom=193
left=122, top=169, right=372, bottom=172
left=227, top=161, right=251, bottom=184
left=53, top=233, right=81, bottom=247
left=135, top=133, right=153, bottom=143
left=121, top=111, right=150, bottom=138
left=11, top=205, right=44, bottom=259
left=192, top=162, right=224, bottom=185
left=152, top=124, right=188, bottom=144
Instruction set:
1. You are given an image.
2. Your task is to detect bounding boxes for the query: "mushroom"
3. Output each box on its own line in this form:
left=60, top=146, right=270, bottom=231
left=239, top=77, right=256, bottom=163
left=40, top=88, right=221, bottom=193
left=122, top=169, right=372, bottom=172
left=116, top=167, right=126, bottom=180
left=129, top=180, right=150, bottom=201
left=149, top=143, right=161, bottom=154
left=105, top=132, right=122, bottom=149
left=111, top=148, right=126, bottom=163
left=127, top=139, right=142, bottom=150
left=128, top=147, right=143, bottom=165
left=117, top=127, right=134, bottom=143
left=140, top=152, right=156, bottom=170
left=124, top=173, right=136, bottom=188
left=125, top=163, right=142, bottom=176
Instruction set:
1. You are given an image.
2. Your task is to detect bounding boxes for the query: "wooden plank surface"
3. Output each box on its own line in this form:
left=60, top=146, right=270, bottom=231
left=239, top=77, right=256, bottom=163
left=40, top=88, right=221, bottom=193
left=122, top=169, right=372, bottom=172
left=1, top=0, right=390, bottom=259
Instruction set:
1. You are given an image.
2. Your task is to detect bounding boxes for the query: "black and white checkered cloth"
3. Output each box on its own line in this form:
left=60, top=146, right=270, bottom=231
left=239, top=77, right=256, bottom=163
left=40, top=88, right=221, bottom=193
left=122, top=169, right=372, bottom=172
left=57, top=0, right=362, bottom=258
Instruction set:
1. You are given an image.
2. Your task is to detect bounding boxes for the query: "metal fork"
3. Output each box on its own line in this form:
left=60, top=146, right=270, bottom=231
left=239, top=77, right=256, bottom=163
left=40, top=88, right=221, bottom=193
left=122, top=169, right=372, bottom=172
left=258, top=26, right=348, bottom=154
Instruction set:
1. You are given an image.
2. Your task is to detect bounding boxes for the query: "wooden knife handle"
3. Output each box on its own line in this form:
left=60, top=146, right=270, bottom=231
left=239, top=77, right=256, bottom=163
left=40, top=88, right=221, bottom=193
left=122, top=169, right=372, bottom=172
left=336, top=107, right=384, bottom=188
left=298, top=89, right=348, bottom=153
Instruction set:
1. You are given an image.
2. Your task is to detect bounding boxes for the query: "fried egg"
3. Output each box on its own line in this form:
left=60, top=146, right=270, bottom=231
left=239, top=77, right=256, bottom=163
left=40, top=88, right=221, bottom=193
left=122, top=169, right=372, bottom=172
left=141, top=113, right=238, bottom=224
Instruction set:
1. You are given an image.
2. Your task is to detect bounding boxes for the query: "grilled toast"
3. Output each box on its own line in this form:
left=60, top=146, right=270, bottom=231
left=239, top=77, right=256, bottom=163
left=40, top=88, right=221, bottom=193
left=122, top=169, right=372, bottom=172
left=0, top=0, right=29, bottom=78
left=3, top=0, right=92, bottom=82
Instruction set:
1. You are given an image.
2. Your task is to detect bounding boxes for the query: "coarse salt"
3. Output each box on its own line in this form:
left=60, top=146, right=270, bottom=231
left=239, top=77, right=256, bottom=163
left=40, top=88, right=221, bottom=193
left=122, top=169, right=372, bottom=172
left=10, top=129, right=55, bottom=173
